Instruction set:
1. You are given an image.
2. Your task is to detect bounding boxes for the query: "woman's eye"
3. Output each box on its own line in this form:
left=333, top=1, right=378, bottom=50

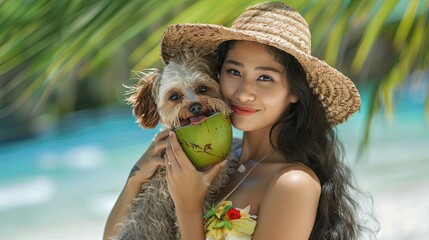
left=258, top=75, right=273, bottom=82
left=169, top=93, right=180, bottom=101
left=198, top=86, right=208, bottom=93
left=227, top=69, right=241, bottom=76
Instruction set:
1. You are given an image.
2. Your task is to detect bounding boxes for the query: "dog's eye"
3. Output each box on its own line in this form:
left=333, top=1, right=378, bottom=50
left=198, top=86, right=208, bottom=93
left=169, top=93, right=180, bottom=101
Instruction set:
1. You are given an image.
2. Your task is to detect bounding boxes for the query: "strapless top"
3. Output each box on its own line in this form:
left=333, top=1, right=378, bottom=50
left=204, top=201, right=257, bottom=240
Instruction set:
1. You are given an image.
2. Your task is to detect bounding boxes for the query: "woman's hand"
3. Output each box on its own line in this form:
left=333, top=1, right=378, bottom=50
left=164, top=131, right=226, bottom=239
left=128, top=129, right=168, bottom=185
left=165, top=131, right=227, bottom=210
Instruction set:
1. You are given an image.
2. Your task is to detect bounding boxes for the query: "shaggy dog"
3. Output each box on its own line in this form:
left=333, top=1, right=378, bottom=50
left=111, top=53, right=238, bottom=240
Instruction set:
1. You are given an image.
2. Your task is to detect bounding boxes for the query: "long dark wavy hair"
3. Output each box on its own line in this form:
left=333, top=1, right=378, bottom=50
left=217, top=40, right=376, bottom=240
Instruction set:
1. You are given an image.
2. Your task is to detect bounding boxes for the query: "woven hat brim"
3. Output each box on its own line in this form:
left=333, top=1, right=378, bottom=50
left=161, top=24, right=360, bottom=125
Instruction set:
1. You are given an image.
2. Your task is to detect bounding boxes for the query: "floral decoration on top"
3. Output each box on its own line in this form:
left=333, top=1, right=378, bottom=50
left=204, top=201, right=257, bottom=240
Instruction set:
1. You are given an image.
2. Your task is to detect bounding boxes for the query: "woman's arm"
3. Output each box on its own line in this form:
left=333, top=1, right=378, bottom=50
left=103, top=130, right=169, bottom=240
left=164, top=131, right=226, bottom=239
left=252, top=166, right=321, bottom=240
left=103, top=178, right=143, bottom=239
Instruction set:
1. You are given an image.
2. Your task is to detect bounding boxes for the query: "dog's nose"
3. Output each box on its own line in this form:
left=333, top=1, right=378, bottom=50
left=189, top=102, right=202, bottom=115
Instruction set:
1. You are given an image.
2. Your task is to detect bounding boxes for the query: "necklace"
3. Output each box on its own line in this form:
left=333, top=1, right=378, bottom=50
left=217, top=150, right=275, bottom=205
left=237, top=163, right=246, bottom=173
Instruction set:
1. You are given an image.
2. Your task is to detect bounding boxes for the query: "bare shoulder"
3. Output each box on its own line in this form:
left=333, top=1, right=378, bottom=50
left=261, top=162, right=321, bottom=209
left=271, top=163, right=321, bottom=193
left=254, top=163, right=321, bottom=239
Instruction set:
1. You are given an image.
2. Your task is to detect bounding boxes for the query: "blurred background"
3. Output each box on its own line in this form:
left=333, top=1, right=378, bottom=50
left=0, top=0, right=428, bottom=239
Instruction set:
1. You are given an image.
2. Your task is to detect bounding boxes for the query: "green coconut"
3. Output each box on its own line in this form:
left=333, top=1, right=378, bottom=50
left=173, top=112, right=232, bottom=169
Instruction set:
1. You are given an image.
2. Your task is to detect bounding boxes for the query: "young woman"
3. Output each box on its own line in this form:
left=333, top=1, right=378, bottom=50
left=105, top=2, right=375, bottom=240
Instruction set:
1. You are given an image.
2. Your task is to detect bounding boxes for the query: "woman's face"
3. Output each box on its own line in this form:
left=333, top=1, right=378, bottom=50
left=219, top=41, right=298, bottom=132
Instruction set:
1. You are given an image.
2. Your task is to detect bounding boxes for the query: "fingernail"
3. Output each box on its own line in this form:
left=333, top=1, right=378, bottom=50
left=168, top=131, right=173, bottom=137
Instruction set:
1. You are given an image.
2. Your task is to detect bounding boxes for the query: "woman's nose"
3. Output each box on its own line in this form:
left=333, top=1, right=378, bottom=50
left=234, top=80, right=255, bottom=102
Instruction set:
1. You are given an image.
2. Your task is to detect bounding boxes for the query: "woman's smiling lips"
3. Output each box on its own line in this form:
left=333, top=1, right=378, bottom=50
left=231, top=104, right=259, bottom=115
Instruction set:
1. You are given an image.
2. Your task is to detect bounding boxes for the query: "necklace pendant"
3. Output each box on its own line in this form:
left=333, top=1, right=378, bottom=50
left=237, top=164, right=246, bottom=173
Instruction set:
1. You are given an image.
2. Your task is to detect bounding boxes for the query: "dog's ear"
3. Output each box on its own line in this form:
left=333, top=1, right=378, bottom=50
left=127, top=69, right=162, bottom=129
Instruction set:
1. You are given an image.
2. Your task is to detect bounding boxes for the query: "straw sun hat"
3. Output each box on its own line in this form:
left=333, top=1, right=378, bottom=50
left=160, top=2, right=360, bottom=125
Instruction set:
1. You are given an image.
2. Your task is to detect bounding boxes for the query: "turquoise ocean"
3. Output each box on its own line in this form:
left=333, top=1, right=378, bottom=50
left=1, top=83, right=428, bottom=239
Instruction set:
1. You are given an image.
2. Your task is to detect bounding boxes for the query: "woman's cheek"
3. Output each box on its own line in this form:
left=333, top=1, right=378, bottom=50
left=219, top=78, right=231, bottom=98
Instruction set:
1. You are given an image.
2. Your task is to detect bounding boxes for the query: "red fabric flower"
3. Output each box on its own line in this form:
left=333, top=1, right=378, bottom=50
left=227, top=208, right=241, bottom=220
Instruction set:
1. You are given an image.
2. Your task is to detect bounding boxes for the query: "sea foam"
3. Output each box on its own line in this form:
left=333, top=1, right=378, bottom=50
left=0, top=176, right=55, bottom=211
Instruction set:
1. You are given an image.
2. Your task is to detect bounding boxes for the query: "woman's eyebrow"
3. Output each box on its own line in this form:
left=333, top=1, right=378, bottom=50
left=224, top=59, right=243, bottom=66
left=255, top=66, right=282, bottom=73
left=225, top=59, right=282, bottom=73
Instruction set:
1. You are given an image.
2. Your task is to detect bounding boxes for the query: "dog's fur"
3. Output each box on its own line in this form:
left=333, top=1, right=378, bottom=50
left=112, top=53, right=238, bottom=240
